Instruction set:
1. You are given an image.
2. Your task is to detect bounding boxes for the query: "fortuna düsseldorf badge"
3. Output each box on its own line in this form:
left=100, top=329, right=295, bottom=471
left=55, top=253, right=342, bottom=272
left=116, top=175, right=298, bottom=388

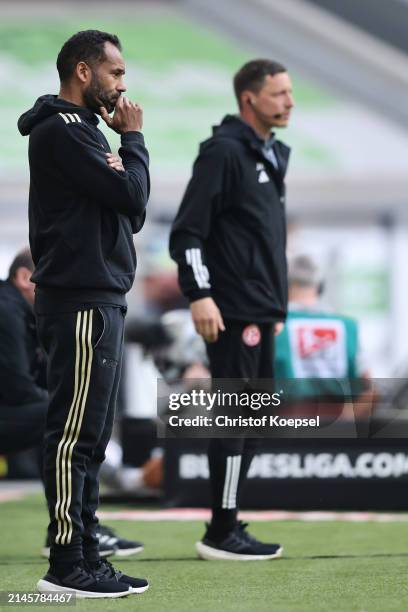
left=242, top=324, right=261, bottom=347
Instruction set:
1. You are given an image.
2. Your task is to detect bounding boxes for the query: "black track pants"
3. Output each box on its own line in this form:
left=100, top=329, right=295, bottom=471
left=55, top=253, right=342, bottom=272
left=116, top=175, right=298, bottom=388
left=206, top=320, right=275, bottom=532
left=36, top=306, right=125, bottom=566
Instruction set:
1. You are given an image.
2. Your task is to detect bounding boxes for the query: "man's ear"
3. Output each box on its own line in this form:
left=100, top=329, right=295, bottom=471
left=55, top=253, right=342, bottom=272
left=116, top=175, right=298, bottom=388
left=76, top=61, right=90, bottom=84
left=14, top=266, right=32, bottom=289
left=22, top=267, right=33, bottom=287
left=241, top=90, right=255, bottom=107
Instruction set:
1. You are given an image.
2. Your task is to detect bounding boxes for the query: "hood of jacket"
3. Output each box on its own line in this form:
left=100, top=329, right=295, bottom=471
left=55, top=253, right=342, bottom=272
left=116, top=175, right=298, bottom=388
left=18, top=94, right=98, bottom=136
left=206, top=114, right=291, bottom=175
left=211, top=114, right=265, bottom=140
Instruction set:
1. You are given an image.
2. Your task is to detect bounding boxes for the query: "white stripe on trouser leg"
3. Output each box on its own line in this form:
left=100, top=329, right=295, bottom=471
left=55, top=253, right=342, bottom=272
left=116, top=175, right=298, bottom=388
left=222, top=455, right=242, bottom=509
left=54, top=310, right=93, bottom=544
left=58, top=311, right=92, bottom=544
left=227, top=455, right=241, bottom=508
left=222, top=456, right=233, bottom=509
left=55, top=311, right=82, bottom=544
left=60, top=311, right=90, bottom=544
left=65, top=310, right=94, bottom=544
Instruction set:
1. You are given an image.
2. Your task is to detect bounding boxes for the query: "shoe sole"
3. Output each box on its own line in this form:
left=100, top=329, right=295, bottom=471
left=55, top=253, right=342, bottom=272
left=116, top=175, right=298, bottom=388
left=129, top=584, right=149, bottom=594
left=41, top=547, right=116, bottom=560
left=37, top=579, right=130, bottom=599
left=195, top=541, right=283, bottom=561
left=100, top=548, right=116, bottom=558
left=115, top=546, right=144, bottom=557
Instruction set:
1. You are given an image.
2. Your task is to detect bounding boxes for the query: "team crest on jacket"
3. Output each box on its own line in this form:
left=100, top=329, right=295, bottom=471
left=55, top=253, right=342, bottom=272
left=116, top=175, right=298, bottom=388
left=242, top=324, right=261, bottom=347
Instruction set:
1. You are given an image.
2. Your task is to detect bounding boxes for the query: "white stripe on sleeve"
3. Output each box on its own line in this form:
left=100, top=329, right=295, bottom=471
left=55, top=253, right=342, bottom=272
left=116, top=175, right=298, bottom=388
left=185, top=248, right=211, bottom=290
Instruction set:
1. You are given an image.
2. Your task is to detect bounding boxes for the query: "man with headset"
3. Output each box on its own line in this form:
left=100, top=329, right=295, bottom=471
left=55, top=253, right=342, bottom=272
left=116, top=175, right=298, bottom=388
left=170, top=59, right=294, bottom=560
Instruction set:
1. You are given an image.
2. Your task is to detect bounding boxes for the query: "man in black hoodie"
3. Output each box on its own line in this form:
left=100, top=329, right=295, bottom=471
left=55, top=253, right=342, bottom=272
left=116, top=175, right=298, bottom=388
left=18, top=30, right=149, bottom=598
left=0, top=249, right=47, bottom=453
left=170, top=59, right=294, bottom=560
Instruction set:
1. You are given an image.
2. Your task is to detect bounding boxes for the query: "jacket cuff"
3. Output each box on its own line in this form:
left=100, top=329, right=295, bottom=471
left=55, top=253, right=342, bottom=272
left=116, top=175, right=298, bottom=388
left=120, top=131, right=145, bottom=145
left=186, top=289, right=212, bottom=303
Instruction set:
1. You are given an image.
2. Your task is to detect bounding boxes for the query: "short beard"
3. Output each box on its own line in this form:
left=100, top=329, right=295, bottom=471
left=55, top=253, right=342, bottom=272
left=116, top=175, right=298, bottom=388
left=83, top=73, right=116, bottom=115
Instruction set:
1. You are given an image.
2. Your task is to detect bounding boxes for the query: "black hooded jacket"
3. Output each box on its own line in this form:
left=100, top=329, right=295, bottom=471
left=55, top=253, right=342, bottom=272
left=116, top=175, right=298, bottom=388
left=18, top=95, right=150, bottom=312
left=0, top=280, right=47, bottom=406
left=169, top=115, right=290, bottom=322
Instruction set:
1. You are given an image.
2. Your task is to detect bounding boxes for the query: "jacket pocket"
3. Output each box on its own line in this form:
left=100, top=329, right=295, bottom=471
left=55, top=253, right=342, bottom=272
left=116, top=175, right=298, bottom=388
left=92, top=307, right=106, bottom=350
left=105, top=215, right=136, bottom=277
left=246, top=244, right=264, bottom=281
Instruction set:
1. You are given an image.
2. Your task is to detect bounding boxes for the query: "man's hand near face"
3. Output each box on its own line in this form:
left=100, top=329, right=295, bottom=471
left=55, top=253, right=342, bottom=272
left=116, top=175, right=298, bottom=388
left=190, top=297, right=225, bottom=343
left=100, top=95, right=143, bottom=134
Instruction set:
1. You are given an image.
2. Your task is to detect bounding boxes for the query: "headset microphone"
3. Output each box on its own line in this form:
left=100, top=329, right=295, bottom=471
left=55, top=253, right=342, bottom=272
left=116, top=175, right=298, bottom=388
left=248, top=101, right=284, bottom=120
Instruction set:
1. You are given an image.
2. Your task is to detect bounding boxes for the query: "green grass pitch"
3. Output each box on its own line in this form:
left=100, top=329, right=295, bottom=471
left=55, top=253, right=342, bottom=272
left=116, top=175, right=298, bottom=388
left=1, top=494, right=408, bottom=611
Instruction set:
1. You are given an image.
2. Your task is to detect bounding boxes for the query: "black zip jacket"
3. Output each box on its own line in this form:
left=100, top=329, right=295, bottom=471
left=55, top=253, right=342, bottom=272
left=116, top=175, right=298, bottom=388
left=169, top=115, right=290, bottom=322
left=0, top=280, right=47, bottom=406
left=18, top=95, right=150, bottom=312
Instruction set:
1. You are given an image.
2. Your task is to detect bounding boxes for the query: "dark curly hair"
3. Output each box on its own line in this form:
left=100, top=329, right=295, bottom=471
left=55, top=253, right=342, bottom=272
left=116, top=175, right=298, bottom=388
left=56, top=29, right=122, bottom=83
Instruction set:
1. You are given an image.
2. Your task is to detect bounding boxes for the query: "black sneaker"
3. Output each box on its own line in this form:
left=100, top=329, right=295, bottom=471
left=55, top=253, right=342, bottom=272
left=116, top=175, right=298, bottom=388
left=42, top=534, right=116, bottom=560
left=195, top=521, right=283, bottom=561
left=90, top=559, right=149, bottom=594
left=37, top=563, right=130, bottom=599
left=98, top=525, right=144, bottom=557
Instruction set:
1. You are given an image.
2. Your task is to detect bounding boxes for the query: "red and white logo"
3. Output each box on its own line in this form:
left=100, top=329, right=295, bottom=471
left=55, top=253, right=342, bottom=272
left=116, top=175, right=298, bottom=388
left=297, top=326, right=338, bottom=358
left=242, top=324, right=261, bottom=347
left=288, top=318, right=347, bottom=378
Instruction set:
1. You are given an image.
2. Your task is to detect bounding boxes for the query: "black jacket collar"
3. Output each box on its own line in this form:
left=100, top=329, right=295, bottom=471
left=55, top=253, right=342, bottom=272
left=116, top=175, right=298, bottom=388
left=212, top=114, right=291, bottom=178
left=18, top=94, right=99, bottom=136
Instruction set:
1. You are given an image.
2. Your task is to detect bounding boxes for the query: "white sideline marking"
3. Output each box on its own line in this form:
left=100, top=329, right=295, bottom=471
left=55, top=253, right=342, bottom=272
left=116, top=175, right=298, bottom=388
left=98, top=509, right=408, bottom=523
left=0, top=491, right=25, bottom=503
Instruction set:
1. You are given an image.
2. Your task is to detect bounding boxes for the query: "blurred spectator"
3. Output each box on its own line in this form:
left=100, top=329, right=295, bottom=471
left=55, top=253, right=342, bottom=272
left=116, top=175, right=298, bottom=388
left=275, top=254, right=377, bottom=419
left=158, top=309, right=208, bottom=381
left=0, top=248, right=47, bottom=454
